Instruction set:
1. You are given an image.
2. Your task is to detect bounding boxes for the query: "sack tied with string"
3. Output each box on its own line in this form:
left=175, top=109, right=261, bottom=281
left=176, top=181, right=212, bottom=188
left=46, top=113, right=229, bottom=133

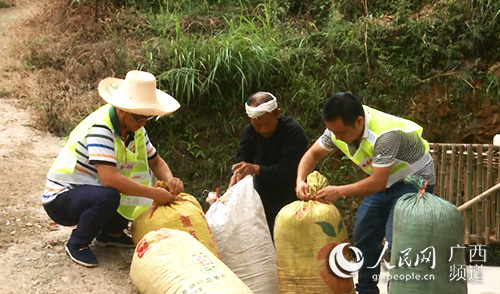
left=389, top=175, right=467, bottom=294
left=274, top=171, right=355, bottom=294
left=131, top=181, right=219, bottom=257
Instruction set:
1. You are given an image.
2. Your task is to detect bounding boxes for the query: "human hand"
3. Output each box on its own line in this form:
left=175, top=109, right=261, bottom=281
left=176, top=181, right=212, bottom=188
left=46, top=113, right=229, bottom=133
left=228, top=174, right=238, bottom=188
left=314, top=185, right=344, bottom=203
left=296, top=181, right=312, bottom=200
left=167, top=177, right=184, bottom=196
left=152, top=187, right=175, bottom=205
left=231, top=162, right=258, bottom=183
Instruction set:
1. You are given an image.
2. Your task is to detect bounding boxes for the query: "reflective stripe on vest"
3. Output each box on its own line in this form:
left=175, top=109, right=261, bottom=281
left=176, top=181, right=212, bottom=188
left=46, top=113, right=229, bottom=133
left=332, top=106, right=430, bottom=188
left=47, top=104, right=152, bottom=220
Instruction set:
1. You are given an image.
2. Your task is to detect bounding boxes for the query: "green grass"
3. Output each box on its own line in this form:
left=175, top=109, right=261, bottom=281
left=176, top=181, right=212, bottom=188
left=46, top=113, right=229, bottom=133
left=125, top=0, right=500, bottom=198
left=18, top=0, right=500, bottom=209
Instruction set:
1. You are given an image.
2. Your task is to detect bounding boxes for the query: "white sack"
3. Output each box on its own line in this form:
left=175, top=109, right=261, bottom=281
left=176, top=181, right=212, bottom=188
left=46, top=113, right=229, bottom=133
left=206, top=175, right=279, bottom=294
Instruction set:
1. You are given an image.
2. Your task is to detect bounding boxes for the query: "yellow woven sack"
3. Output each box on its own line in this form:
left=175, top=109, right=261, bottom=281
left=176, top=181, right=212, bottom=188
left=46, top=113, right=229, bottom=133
left=131, top=192, right=219, bottom=258
left=130, top=228, right=254, bottom=294
left=274, top=171, right=355, bottom=294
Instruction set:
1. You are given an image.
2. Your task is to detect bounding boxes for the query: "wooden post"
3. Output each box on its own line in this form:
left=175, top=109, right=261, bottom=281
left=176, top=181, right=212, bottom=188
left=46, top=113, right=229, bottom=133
left=457, top=145, right=464, bottom=207
left=440, top=144, right=447, bottom=198
left=430, top=143, right=500, bottom=243
left=465, top=145, right=473, bottom=244
left=497, top=146, right=500, bottom=241
left=477, top=145, right=483, bottom=244
left=458, top=182, right=500, bottom=211
left=485, top=145, right=492, bottom=244
left=450, top=145, right=456, bottom=204
left=432, top=143, right=440, bottom=194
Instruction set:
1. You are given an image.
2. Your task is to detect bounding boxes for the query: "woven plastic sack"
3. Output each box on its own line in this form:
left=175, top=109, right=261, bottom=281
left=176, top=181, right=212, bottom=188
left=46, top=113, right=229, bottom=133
left=130, top=228, right=254, bottom=294
left=389, top=175, right=467, bottom=294
left=205, top=175, right=279, bottom=294
left=275, top=171, right=355, bottom=294
left=131, top=192, right=219, bottom=257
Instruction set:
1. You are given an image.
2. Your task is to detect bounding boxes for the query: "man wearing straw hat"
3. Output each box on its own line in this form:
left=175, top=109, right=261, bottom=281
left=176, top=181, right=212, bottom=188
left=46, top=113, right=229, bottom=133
left=295, top=92, right=435, bottom=294
left=42, top=70, right=183, bottom=267
left=229, top=91, right=309, bottom=236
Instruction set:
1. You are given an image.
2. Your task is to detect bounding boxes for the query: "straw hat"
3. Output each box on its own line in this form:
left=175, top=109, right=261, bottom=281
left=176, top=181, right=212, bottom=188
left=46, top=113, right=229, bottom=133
left=98, top=70, right=180, bottom=117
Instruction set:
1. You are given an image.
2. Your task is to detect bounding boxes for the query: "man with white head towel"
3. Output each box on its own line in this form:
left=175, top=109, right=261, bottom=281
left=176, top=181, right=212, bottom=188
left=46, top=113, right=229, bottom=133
left=230, top=91, right=308, bottom=236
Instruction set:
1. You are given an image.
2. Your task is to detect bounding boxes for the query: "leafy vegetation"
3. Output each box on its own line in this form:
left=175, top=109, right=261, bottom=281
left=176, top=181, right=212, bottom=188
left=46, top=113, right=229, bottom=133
left=16, top=0, right=500, bottom=207
left=134, top=0, right=500, bottom=195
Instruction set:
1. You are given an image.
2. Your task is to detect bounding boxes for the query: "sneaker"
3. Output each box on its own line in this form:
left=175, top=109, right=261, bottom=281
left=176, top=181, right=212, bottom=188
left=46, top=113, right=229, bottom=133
left=65, top=243, right=98, bottom=267
left=94, top=232, right=135, bottom=248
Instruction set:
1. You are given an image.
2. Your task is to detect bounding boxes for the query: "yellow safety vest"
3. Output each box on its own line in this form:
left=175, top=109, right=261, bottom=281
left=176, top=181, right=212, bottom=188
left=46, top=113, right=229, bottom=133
left=47, top=104, right=152, bottom=220
left=332, top=106, right=432, bottom=188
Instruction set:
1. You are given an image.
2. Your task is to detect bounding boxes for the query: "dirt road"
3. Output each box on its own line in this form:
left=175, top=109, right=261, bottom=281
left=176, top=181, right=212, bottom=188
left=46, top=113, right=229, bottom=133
left=0, top=2, right=138, bottom=293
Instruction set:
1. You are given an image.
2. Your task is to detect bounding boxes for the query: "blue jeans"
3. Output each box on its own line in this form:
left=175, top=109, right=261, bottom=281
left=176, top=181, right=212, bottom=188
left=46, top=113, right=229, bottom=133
left=353, top=181, right=434, bottom=294
left=43, top=185, right=128, bottom=245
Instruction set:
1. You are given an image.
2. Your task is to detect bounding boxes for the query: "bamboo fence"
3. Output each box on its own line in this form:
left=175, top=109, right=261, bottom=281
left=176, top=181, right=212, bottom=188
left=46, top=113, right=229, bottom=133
left=430, top=143, right=500, bottom=245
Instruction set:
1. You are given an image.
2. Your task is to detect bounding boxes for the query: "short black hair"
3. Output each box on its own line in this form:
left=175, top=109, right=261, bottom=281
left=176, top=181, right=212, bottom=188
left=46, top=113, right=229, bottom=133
left=322, top=92, right=364, bottom=126
left=247, top=92, right=275, bottom=107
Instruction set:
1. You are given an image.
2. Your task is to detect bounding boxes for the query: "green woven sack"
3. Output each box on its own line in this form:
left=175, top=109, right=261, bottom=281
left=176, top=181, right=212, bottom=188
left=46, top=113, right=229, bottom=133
left=389, top=176, right=467, bottom=294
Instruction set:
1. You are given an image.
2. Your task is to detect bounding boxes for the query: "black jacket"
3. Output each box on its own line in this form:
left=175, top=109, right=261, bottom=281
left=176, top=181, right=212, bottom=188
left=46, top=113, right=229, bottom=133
left=234, top=115, right=308, bottom=229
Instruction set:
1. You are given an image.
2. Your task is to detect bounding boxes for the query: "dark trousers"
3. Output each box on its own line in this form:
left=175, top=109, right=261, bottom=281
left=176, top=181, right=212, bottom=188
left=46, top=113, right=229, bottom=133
left=354, top=181, right=434, bottom=294
left=260, top=193, right=295, bottom=238
left=43, top=185, right=128, bottom=245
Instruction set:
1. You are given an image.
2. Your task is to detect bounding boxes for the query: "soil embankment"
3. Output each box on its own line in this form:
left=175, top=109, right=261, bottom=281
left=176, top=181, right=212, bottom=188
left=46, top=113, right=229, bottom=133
left=0, top=2, right=138, bottom=293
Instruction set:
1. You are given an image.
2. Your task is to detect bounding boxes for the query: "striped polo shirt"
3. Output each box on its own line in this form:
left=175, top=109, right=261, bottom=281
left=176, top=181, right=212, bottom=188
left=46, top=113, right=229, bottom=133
left=42, top=106, right=157, bottom=204
left=319, top=128, right=435, bottom=185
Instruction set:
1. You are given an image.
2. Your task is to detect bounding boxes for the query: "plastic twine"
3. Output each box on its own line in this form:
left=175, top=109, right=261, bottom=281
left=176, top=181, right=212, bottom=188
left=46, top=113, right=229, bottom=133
left=149, top=203, right=158, bottom=219
left=418, top=181, right=429, bottom=198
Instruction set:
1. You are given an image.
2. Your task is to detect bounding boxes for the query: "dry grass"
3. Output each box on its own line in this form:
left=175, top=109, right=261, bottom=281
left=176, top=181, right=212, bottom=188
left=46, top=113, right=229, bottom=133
left=8, top=0, right=144, bottom=135
left=0, top=0, right=13, bottom=9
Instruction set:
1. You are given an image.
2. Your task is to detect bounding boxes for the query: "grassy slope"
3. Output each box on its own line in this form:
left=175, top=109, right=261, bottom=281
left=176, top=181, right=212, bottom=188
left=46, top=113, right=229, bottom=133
left=11, top=0, right=500, bottom=225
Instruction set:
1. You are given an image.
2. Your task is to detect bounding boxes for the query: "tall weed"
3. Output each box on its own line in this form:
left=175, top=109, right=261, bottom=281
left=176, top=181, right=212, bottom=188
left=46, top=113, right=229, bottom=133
left=17, top=0, right=500, bottom=196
